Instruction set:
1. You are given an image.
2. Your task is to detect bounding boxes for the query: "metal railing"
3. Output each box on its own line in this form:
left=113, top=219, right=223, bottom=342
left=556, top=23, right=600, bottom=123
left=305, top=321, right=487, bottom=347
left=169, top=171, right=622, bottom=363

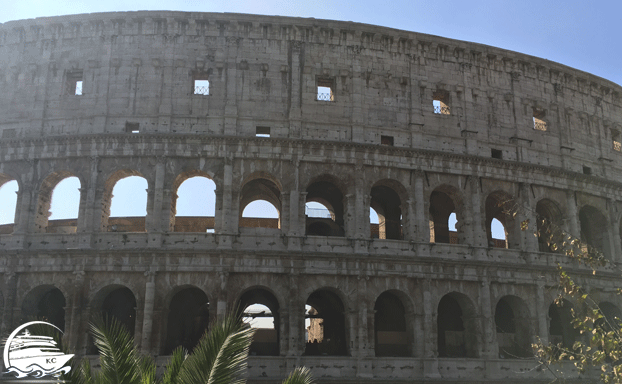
left=433, top=105, right=450, bottom=114
left=194, top=85, right=209, bottom=95
left=533, top=119, right=547, bottom=131
left=316, top=92, right=334, bottom=102
left=305, top=207, right=333, bottom=219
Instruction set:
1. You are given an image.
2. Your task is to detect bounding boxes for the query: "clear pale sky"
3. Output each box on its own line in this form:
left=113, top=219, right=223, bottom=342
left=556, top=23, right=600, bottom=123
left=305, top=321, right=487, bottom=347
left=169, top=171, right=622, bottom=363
left=0, top=0, right=615, bottom=240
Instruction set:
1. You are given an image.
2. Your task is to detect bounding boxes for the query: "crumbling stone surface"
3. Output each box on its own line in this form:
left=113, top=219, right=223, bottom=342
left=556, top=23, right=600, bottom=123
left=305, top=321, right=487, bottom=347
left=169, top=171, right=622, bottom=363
left=0, top=11, right=621, bottom=383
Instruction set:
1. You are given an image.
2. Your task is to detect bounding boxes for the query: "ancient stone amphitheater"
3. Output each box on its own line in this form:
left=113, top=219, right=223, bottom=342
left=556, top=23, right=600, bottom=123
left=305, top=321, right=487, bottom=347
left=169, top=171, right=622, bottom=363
left=1, top=11, right=621, bottom=383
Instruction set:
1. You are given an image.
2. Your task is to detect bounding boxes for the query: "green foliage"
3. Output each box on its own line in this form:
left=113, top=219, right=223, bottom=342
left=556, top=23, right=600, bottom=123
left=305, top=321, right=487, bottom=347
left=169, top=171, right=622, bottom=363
left=73, top=314, right=314, bottom=384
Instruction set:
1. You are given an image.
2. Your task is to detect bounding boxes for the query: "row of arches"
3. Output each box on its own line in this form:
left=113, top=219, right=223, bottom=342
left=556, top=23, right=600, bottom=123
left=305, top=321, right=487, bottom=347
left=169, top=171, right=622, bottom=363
left=0, top=170, right=616, bottom=256
left=14, top=283, right=622, bottom=358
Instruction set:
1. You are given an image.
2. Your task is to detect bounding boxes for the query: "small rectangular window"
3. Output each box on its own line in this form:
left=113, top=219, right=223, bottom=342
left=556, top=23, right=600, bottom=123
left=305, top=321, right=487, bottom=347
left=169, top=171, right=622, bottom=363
left=256, top=126, right=270, bottom=137
left=66, top=71, right=83, bottom=95
left=583, top=166, right=592, bottom=175
left=533, top=109, right=547, bottom=131
left=432, top=90, right=450, bottom=115
left=125, top=122, right=140, bottom=133
left=317, top=78, right=334, bottom=102
left=194, top=79, right=209, bottom=95
left=612, top=130, right=621, bottom=152
left=381, top=135, right=394, bottom=146
left=491, top=149, right=502, bottom=159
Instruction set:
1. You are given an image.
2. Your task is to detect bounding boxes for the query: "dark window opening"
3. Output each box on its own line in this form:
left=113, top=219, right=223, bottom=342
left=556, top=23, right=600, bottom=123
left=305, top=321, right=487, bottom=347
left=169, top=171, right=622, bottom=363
left=66, top=71, right=83, bottom=95
left=583, top=166, right=592, bottom=175
left=305, top=290, right=347, bottom=356
left=437, top=295, right=466, bottom=357
left=21, top=287, right=66, bottom=332
left=306, top=180, right=345, bottom=237
left=429, top=191, right=457, bottom=244
left=370, top=185, right=402, bottom=240
left=238, top=289, right=280, bottom=356
left=125, top=122, right=140, bottom=133
left=163, top=288, right=209, bottom=354
left=549, top=300, right=578, bottom=351
left=495, top=296, right=532, bottom=358
left=317, top=78, right=334, bottom=102
left=375, top=292, right=409, bottom=357
left=256, top=126, right=270, bottom=137
left=194, top=79, right=209, bottom=95
left=380, top=135, right=394, bottom=146
left=491, top=149, right=502, bottom=159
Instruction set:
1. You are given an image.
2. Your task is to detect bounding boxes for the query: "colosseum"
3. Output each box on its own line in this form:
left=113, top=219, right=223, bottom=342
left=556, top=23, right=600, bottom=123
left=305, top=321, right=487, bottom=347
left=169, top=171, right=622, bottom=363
left=0, top=10, right=621, bottom=383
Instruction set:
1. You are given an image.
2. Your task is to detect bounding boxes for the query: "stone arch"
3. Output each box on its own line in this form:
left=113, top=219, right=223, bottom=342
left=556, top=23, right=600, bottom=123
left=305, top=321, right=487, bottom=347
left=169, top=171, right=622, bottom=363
left=101, top=169, right=147, bottom=232
left=239, top=173, right=282, bottom=229
left=437, top=292, right=479, bottom=358
left=88, top=285, right=138, bottom=354
left=485, top=190, right=518, bottom=249
left=33, top=170, right=82, bottom=233
left=374, top=290, right=412, bottom=357
left=170, top=170, right=217, bottom=232
left=21, top=285, right=66, bottom=331
left=305, top=287, right=348, bottom=356
left=548, top=299, right=579, bottom=350
left=579, top=205, right=612, bottom=257
left=597, top=301, right=622, bottom=331
left=370, top=179, right=405, bottom=240
left=429, top=184, right=465, bottom=244
left=236, top=286, right=280, bottom=356
left=536, top=198, right=564, bottom=252
left=305, top=175, right=346, bottom=237
left=494, top=295, right=532, bottom=358
left=0, top=174, right=19, bottom=233
left=162, top=285, right=209, bottom=354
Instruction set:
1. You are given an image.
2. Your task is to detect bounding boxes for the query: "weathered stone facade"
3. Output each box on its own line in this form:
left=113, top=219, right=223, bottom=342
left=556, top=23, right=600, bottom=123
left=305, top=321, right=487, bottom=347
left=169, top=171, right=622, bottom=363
left=1, top=11, right=622, bottom=383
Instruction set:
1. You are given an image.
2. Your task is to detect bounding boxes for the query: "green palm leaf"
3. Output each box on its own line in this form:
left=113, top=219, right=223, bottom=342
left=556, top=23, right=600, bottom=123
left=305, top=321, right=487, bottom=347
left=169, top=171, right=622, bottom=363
left=177, top=314, right=254, bottom=384
left=160, top=346, right=187, bottom=384
left=89, top=317, right=142, bottom=384
left=281, top=366, right=315, bottom=384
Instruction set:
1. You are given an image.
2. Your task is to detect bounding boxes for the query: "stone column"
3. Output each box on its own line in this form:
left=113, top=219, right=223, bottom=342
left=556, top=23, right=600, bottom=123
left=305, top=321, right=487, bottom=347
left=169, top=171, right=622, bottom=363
left=469, top=177, right=486, bottom=248
left=422, top=279, right=441, bottom=379
left=357, top=276, right=371, bottom=357
left=67, top=269, right=85, bottom=351
left=288, top=41, right=303, bottom=138
left=407, top=310, right=420, bottom=357
left=403, top=199, right=416, bottom=242
left=519, top=183, right=539, bottom=252
left=279, top=307, right=289, bottom=357
left=565, top=190, right=580, bottom=238
left=13, top=183, right=32, bottom=235
left=1, top=272, right=17, bottom=334
left=216, top=272, right=229, bottom=322
left=223, top=37, right=240, bottom=135
left=535, top=282, right=549, bottom=345
left=413, top=172, right=427, bottom=243
left=280, top=191, right=290, bottom=234
left=344, top=194, right=356, bottom=238
left=289, top=191, right=306, bottom=251
left=141, top=271, right=156, bottom=353
left=287, top=274, right=302, bottom=356
left=607, top=199, right=620, bottom=262
left=78, top=157, right=100, bottom=247
left=217, top=161, right=235, bottom=248
left=479, top=278, right=495, bottom=358
left=147, top=159, right=165, bottom=246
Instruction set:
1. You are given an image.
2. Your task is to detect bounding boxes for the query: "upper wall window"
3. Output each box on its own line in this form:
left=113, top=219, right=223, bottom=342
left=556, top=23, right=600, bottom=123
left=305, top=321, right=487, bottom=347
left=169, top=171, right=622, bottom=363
left=432, top=90, right=450, bottom=115
left=317, top=78, right=334, bottom=102
left=533, top=108, right=547, bottom=131
left=256, top=126, right=270, bottom=137
left=194, top=79, right=210, bottom=95
left=612, top=129, right=621, bottom=152
left=66, top=71, right=83, bottom=95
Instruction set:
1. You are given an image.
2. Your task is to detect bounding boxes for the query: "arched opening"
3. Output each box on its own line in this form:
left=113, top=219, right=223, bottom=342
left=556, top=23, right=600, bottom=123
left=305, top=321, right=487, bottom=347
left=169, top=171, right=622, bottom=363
left=486, top=192, right=517, bottom=249
left=45, top=176, right=81, bottom=233
left=239, top=177, right=282, bottom=229
left=305, top=289, right=347, bottom=356
left=89, top=286, right=137, bottom=354
left=429, top=190, right=458, bottom=244
left=172, top=176, right=216, bottom=233
left=374, top=291, right=409, bottom=357
left=549, top=299, right=578, bottom=350
left=163, top=287, right=209, bottom=354
left=306, top=179, right=345, bottom=237
left=370, top=184, right=402, bottom=240
left=437, top=293, right=478, bottom=358
left=597, top=302, right=622, bottom=332
left=536, top=199, right=564, bottom=252
left=495, top=296, right=532, bottom=358
left=579, top=205, right=611, bottom=257
left=102, top=171, right=148, bottom=232
left=370, top=207, right=380, bottom=238
left=21, top=286, right=66, bottom=331
left=238, top=288, right=280, bottom=356
left=0, top=179, right=18, bottom=234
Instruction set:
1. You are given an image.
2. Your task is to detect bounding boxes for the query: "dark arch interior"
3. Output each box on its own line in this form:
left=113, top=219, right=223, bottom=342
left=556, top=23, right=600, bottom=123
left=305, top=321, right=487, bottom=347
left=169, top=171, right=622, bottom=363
left=536, top=199, right=563, bottom=252
left=495, top=296, right=532, bottom=358
left=430, top=190, right=457, bottom=244
left=579, top=205, right=611, bottom=257
left=485, top=192, right=516, bottom=249
left=306, top=181, right=344, bottom=237
left=238, top=288, right=280, bottom=356
left=163, top=287, right=209, bottom=354
left=437, top=295, right=466, bottom=357
left=374, top=292, right=408, bottom=357
left=370, top=185, right=402, bottom=240
left=549, top=300, right=578, bottom=350
left=305, top=290, right=347, bottom=356
left=21, top=287, right=66, bottom=331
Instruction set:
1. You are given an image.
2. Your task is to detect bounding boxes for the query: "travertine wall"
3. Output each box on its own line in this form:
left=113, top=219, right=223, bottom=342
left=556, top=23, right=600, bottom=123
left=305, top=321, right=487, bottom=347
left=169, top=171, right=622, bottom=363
left=1, top=11, right=622, bottom=383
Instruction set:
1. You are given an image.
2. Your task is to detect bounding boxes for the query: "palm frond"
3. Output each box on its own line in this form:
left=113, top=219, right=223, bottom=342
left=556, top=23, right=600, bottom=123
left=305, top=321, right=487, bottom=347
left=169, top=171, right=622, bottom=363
left=160, top=346, right=187, bottom=384
left=177, top=314, right=254, bottom=384
left=281, top=367, right=315, bottom=384
left=89, top=317, right=142, bottom=384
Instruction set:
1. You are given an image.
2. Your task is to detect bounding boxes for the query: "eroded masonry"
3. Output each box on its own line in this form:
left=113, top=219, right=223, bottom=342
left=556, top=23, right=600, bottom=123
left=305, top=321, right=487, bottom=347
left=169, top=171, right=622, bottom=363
left=1, top=11, right=621, bottom=383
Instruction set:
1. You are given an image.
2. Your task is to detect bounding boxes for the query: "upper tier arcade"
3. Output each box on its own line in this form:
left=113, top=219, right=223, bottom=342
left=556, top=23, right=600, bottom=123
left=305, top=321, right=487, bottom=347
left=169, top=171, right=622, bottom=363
left=0, top=11, right=621, bottom=177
